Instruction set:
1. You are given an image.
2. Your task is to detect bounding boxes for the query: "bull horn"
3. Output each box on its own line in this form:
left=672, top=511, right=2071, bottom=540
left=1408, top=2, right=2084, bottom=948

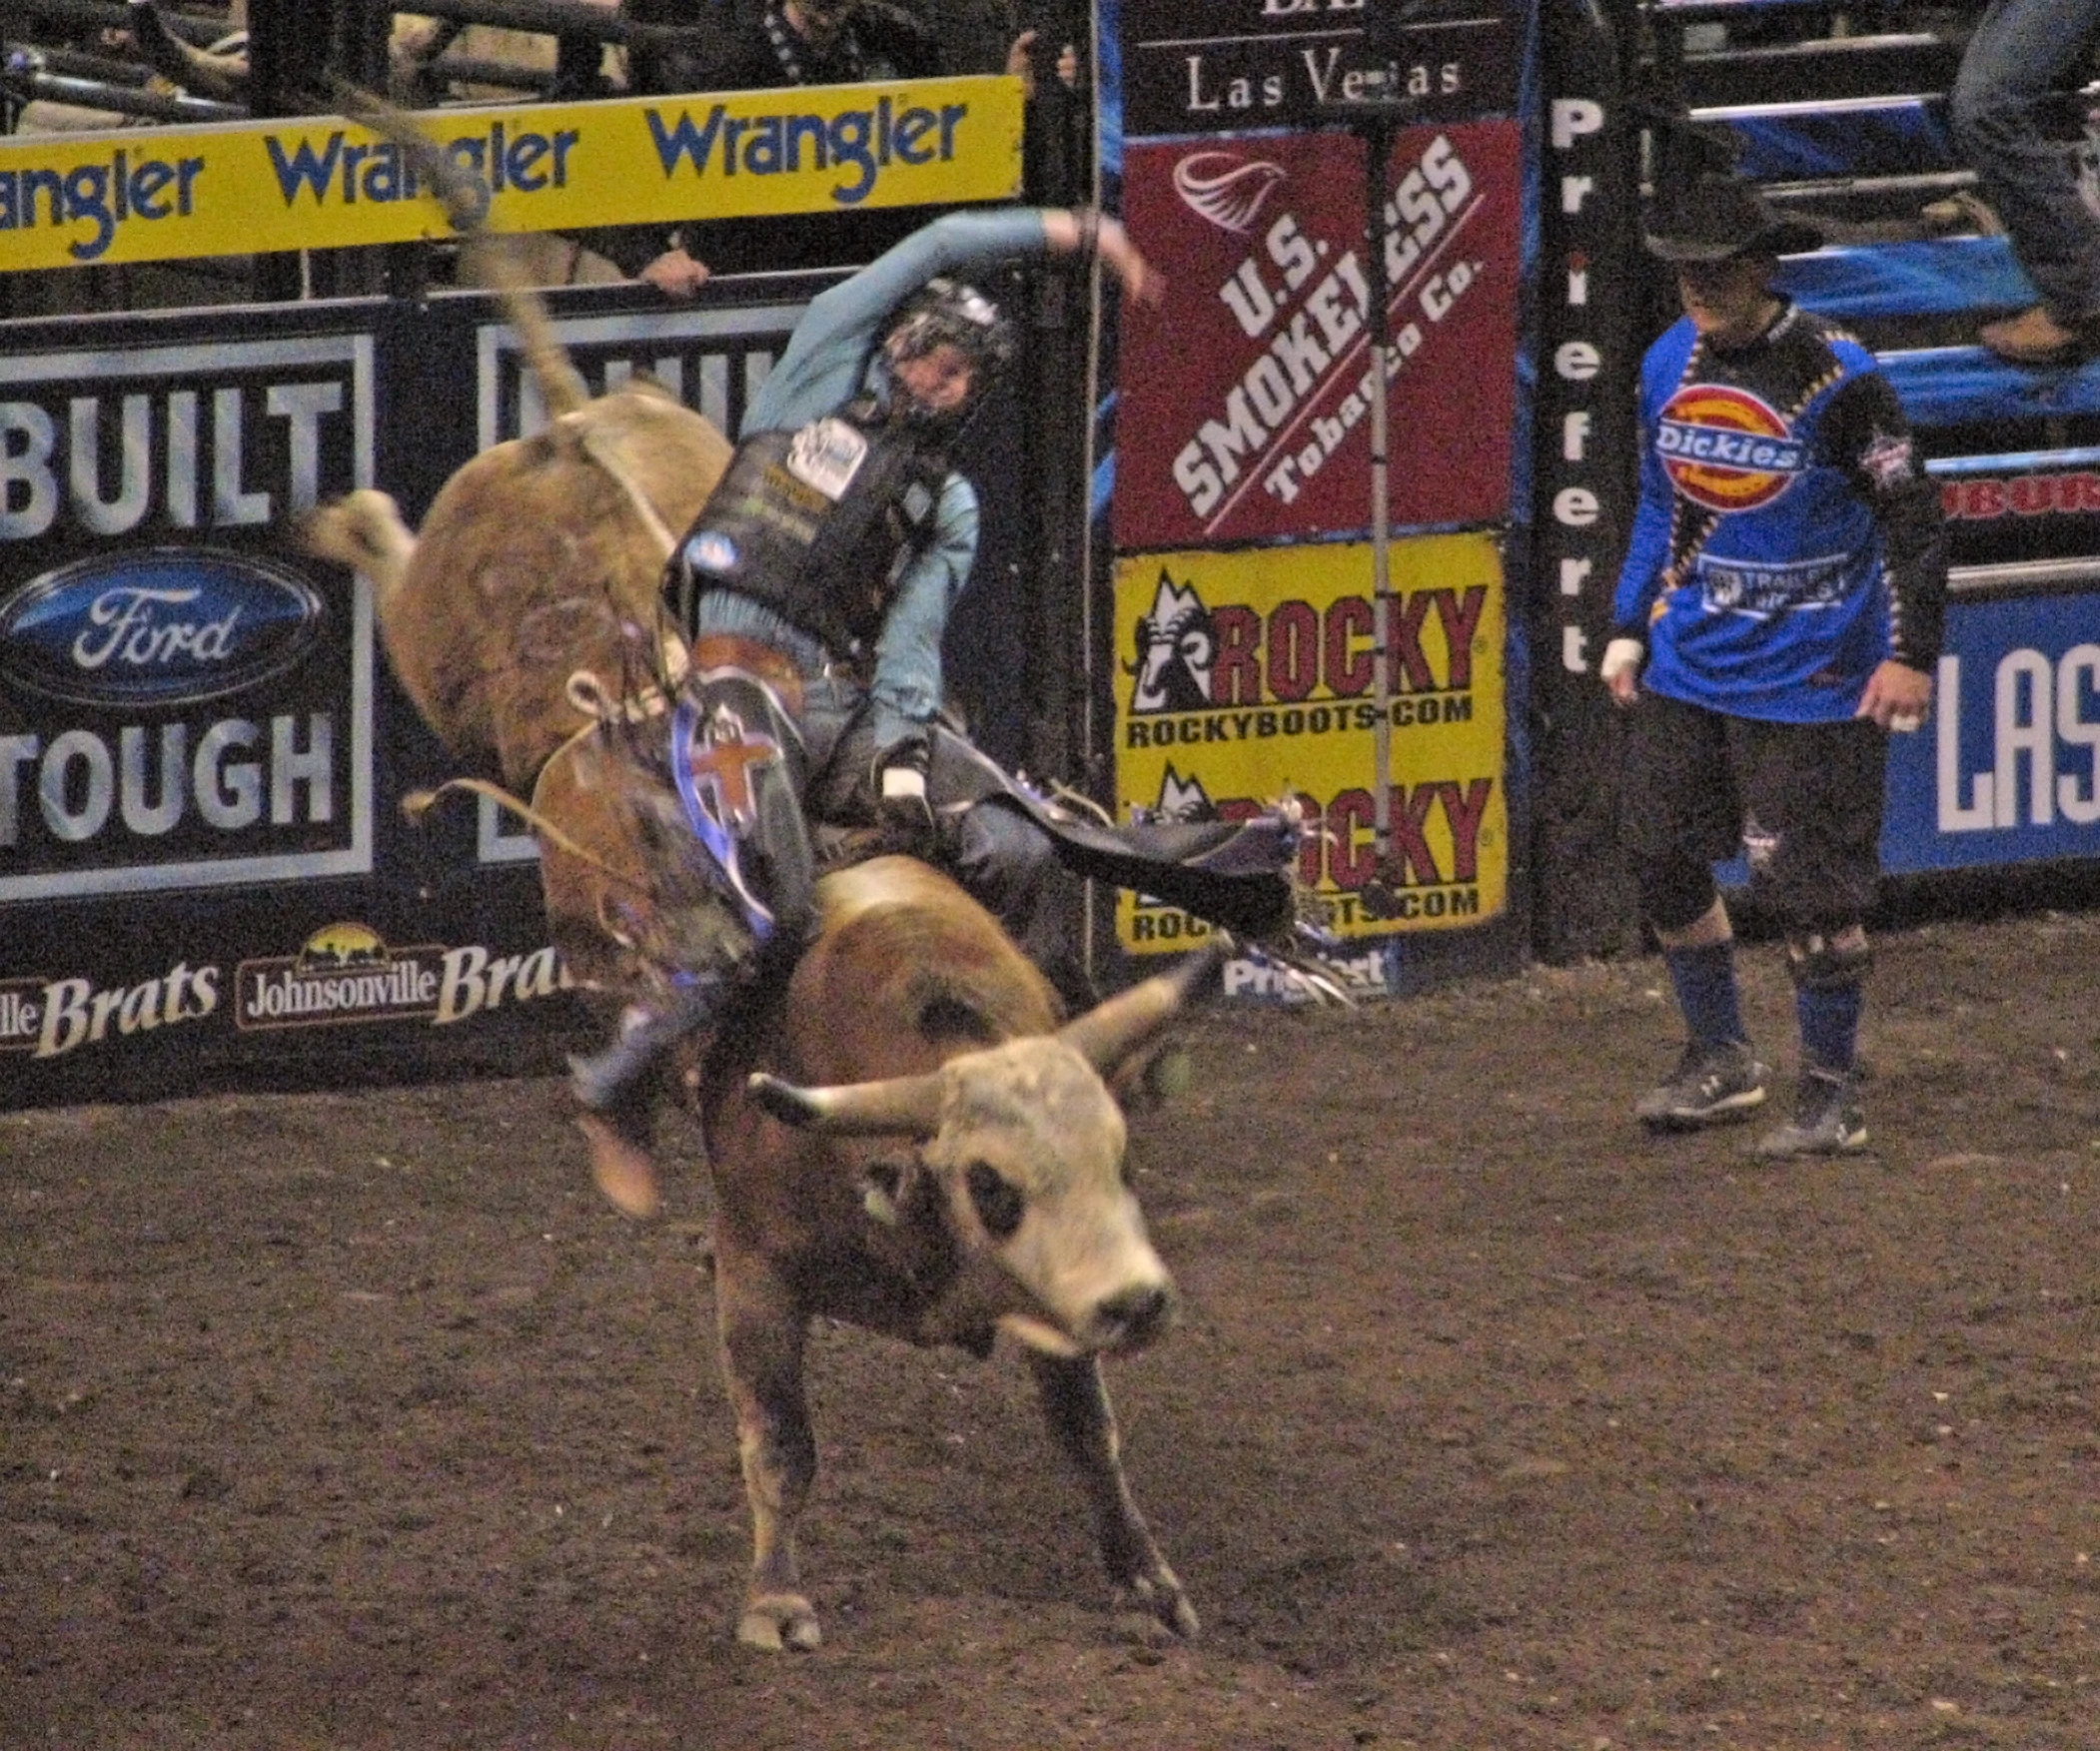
left=1057, top=941, right=1227, bottom=1074
left=746, top=1069, right=944, bottom=1138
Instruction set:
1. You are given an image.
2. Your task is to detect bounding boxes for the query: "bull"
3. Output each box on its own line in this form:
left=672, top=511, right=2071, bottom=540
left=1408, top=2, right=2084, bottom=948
left=706, top=855, right=1209, bottom=1650
left=302, top=98, right=1216, bottom=1650
left=303, top=99, right=736, bottom=1023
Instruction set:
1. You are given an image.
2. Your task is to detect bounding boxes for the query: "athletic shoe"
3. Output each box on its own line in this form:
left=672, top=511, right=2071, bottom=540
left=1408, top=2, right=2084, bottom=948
left=1751, top=1070, right=1868, bottom=1158
left=1634, top=1040, right=1768, bottom=1131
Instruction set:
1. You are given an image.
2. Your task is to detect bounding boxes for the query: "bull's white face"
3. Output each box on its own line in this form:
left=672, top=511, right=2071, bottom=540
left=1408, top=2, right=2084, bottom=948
left=923, top=1039, right=1176, bottom=1357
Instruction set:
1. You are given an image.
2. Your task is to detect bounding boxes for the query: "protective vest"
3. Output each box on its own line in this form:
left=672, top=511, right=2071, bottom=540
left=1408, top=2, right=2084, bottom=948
left=672, top=399, right=949, bottom=663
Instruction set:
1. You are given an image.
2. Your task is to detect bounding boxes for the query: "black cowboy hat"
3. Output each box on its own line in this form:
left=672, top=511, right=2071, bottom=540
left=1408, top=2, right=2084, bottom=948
left=1644, top=174, right=1824, bottom=263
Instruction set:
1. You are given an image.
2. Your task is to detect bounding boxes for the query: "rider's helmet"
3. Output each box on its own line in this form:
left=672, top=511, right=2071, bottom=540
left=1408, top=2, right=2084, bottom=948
left=880, top=277, right=1017, bottom=426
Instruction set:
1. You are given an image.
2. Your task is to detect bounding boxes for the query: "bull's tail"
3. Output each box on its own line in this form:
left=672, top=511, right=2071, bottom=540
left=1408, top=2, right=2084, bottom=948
left=301, top=488, right=417, bottom=611
left=330, top=80, right=589, bottom=424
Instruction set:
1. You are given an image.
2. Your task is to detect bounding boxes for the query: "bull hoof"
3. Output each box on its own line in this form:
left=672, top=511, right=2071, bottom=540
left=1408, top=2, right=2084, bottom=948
left=737, top=1592, right=822, bottom=1652
left=1113, top=1575, right=1200, bottom=1644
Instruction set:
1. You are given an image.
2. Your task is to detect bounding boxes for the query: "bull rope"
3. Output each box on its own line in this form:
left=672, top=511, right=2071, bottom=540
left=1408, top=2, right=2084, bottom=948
left=564, top=669, right=678, bottom=725
left=400, top=773, right=642, bottom=892
left=576, top=429, right=682, bottom=573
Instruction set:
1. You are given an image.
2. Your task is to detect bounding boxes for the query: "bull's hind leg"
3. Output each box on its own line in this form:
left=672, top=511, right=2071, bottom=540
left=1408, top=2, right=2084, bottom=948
left=713, top=1257, right=822, bottom=1650
left=1027, top=1351, right=1199, bottom=1640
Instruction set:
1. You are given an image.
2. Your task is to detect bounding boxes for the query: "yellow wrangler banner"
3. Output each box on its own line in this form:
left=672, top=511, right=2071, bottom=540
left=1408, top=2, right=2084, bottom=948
left=0, top=75, right=1023, bottom=272
left=1114, top=533, right=1508, bottom=952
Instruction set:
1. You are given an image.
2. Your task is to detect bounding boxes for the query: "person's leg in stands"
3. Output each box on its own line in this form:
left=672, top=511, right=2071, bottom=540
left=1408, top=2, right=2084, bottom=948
left=1951, top=0, right=2100, bottom=361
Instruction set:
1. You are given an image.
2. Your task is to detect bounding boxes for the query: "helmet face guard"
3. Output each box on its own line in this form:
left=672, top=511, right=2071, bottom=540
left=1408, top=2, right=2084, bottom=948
left=881, top=278, right=1016, bottom=429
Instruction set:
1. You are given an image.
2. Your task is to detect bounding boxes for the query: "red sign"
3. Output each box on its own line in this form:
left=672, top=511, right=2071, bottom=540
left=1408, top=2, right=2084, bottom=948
left=1113, top=121, right=1521, bottom=551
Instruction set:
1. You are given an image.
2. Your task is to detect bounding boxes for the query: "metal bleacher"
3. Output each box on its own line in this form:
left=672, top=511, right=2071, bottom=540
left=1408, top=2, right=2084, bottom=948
left=1647, top=0, right=2100, bottom=588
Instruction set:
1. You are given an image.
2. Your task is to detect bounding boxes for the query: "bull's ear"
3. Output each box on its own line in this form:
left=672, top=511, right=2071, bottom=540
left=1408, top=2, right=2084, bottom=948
left=1058, top=942, right=1227, bottom=1074
left=746, top=1069, right=943, bottom=1137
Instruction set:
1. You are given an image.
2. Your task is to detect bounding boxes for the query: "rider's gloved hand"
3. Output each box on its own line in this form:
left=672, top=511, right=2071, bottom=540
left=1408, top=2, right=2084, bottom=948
left=873, top=737, right=939, bottom=856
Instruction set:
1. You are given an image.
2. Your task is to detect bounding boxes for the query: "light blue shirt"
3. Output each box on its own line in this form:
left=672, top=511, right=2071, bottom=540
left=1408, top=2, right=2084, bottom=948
left=698, top=208, right=1050, bottom=750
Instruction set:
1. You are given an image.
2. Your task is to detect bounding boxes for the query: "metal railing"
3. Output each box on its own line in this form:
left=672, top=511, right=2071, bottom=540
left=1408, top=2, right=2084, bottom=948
left=5, top=0, right=733, bottom=130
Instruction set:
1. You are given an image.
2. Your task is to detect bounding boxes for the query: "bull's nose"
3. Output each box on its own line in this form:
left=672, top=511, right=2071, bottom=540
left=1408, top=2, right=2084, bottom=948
left=1094, top=1284, right=1176, bottom=1351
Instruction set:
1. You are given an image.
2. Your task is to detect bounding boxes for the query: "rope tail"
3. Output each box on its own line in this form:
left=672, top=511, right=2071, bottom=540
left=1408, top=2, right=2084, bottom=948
left=402, top=778, right=642, bottom=891
left=329, top=78, right=686, bottom=700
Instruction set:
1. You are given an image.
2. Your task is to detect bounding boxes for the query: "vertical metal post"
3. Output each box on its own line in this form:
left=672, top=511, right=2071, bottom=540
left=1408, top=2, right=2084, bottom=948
left=1357, top=112, right=1402, bottom=919
left=246, top=0, right=328, bottom=300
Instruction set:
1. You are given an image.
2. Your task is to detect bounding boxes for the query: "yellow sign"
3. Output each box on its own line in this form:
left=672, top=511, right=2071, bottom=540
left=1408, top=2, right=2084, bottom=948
left=0, top=76, right=1024, bottom=273
left=1113, top=533, right=1508, bottom=952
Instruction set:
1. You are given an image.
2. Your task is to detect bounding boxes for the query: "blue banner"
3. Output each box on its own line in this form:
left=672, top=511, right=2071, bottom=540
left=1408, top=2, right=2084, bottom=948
left=1885, top=590, right=2100, bottom=873
left=1880, top=346, right=2100, bottom=429
left=1776, top=237, right=2035, bottom=324
left=1709, top=97, right=1954, bottom=182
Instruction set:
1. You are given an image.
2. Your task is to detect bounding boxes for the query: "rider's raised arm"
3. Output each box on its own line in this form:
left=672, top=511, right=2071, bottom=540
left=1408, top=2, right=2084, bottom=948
left=746, top=208, right=1054, bottom=434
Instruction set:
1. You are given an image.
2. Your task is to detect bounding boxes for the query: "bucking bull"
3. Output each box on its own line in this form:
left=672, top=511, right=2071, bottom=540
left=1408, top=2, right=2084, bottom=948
left=302, top=98, right=1287, bottom=1649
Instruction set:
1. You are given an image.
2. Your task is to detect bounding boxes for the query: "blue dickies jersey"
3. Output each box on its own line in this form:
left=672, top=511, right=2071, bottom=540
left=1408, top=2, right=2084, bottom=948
left=1613, top=304, right=1947, bottom=723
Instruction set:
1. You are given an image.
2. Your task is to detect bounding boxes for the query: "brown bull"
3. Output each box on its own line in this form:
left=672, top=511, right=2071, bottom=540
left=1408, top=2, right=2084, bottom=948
left=303, top=356, right=736, bottom=1008
left=319, top=454, right=1211, bottom=1649
left=303, top=83, right=729, bottom=801
left=304, top=98, right=1210, bottom=1652
left=707, top=855, right=1208, bottom=1650
left=305, top=387, right=726, bottom=796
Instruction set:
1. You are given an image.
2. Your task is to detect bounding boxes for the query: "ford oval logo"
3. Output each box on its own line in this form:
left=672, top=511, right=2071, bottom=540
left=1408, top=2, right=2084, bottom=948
left=0, top=547, right=325, bottom=709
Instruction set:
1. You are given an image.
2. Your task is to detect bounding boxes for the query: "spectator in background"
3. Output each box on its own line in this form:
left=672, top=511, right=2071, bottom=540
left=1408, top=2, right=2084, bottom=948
left=632, top=0, right=938, bottom=95
left=1603, top=175, right=1947, bottom=1158
left=585, top=0, right=1071, bottom=295
left=583, top=0, right=941, bottom=294
left=1950, top=0, right=2100, bottom=364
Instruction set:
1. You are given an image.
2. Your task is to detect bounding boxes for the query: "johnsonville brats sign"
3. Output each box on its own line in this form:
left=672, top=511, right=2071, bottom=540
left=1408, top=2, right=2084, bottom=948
left=1112, top=532, right=1508, bottom=950
left=1112, top=121, right=1522, bottom=551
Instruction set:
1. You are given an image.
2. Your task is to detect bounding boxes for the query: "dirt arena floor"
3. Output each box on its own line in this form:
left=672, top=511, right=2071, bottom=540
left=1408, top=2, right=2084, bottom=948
left=4, top=906, right=2096, bottom=1751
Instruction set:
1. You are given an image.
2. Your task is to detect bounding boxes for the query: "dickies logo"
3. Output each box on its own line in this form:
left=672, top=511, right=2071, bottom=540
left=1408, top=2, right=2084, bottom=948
left=1655, top=384, right=1806, bottom=514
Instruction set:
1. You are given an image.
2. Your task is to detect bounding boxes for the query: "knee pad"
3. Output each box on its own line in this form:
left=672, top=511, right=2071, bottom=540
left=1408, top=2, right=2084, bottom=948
left=1786, top=930, right=1872, bottom=993
left=1635, top=855, right=1717, bottom=937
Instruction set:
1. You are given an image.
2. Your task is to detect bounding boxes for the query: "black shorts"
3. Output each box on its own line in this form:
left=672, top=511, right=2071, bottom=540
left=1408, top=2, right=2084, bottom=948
left=1622, top=690, right=1888, bottom=931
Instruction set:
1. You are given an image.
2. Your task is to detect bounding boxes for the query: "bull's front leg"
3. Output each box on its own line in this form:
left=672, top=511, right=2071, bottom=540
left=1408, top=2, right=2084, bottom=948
left=1027, top=1351, right=1199, bottom=1640
left=713, top=1255, right=822, bottom=1650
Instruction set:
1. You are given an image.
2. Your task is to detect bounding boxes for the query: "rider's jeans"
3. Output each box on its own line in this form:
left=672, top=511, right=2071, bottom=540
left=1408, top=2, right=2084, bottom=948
left=1951, top=0, right=2100, bottom=322
left=696, top=616, right=1077, bottom=1001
